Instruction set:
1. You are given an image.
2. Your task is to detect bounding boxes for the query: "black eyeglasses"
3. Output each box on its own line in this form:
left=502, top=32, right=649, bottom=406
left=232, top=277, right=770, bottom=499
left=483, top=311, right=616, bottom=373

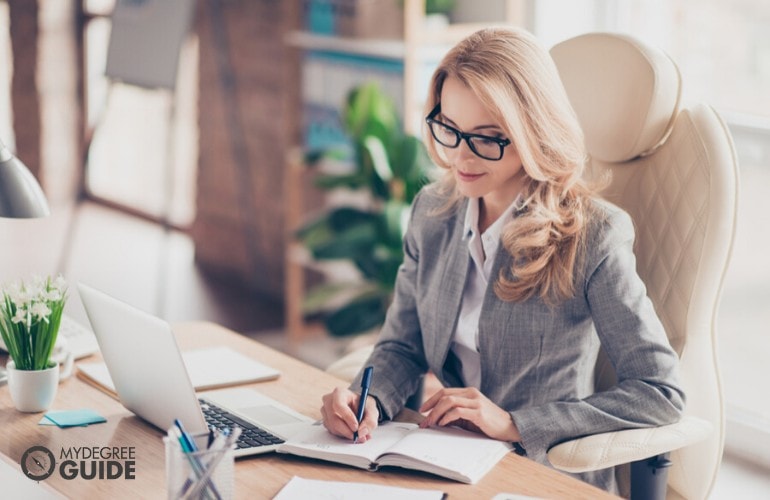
left=425, top=104, right=512, bottom=161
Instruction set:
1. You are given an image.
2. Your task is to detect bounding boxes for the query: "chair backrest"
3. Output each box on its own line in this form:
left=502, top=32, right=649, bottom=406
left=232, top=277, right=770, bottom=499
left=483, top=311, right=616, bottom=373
left=551, top=33, right=739, bottom=499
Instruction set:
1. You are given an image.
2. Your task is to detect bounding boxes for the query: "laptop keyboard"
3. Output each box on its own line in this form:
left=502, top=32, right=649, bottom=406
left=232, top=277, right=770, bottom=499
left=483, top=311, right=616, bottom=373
left=199, top=399, right=285, bottom=449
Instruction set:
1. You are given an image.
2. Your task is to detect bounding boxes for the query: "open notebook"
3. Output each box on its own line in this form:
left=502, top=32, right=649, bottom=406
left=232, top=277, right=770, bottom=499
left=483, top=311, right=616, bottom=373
left=277, top=421, right=511, bottom=484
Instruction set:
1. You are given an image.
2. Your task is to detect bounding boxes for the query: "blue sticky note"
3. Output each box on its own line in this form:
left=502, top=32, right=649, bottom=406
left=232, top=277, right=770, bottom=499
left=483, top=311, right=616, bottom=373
left=40, top=409, right=107, bottom=428
left=38, top=416, right=57, bottom=426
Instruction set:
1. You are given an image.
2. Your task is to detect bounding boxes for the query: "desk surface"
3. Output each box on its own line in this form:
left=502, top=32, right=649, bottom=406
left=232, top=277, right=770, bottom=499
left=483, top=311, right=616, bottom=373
left=0, top=322, right=615, bottom=499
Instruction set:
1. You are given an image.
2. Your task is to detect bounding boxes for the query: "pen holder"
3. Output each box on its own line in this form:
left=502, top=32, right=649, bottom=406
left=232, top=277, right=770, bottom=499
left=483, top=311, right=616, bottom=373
left=164, top=432, right=235, bottom=500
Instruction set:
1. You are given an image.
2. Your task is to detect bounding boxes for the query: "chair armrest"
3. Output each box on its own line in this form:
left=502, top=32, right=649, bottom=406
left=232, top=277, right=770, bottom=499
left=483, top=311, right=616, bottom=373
left=546, top=415, right=713, bottom=473
left=325, top=345, right=375, bottom=382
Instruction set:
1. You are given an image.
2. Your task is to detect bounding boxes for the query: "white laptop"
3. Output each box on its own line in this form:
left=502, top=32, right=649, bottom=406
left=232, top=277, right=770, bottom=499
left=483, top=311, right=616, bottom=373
left=77, top=283, right=313, bottom=457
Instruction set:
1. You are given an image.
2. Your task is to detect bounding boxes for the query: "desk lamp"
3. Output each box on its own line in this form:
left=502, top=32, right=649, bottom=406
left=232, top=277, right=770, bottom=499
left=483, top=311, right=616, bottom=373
left=0, top=138, right=50, bottom=218
left=0, top=137, right=50, bottom=385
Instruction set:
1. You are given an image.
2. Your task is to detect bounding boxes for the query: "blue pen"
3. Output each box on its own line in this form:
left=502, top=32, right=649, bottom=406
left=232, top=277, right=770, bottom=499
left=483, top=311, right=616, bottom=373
left=353, top=366, right=373, bottom=443
left=175, top=419, right=199, bottom=452
left=174, top=419, right=222, bottom=500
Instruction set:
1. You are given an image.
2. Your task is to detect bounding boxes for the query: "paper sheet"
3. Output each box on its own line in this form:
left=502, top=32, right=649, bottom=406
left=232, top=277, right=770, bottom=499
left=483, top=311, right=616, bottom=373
left=273, top=476, right=445, bottom=500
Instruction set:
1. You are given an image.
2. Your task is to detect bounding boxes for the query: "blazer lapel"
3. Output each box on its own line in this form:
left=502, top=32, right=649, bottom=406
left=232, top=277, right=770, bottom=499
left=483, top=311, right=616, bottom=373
left=429, top=201, right=470, bottom=380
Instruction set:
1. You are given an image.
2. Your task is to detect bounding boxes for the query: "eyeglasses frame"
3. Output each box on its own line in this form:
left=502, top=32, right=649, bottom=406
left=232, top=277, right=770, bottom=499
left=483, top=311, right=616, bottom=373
left=425, top=104, right=512, bottom=161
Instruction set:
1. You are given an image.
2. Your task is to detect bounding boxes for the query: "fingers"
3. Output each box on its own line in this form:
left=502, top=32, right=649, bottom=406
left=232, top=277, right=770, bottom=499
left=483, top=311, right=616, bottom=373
left=420, top=390, right=481, bottom=429
left=435, top=406, right=477, bottom=428
left=420, top=387, right=479, bottom=414
left=320, top=387, right=380, bottom=443
left=418, top=387, right=522, bottom=441
left=355, top=396, right=380, bottom=443
left=320, top=387, right=360, bottom=439
left=420, top=389, right=444, bottom=413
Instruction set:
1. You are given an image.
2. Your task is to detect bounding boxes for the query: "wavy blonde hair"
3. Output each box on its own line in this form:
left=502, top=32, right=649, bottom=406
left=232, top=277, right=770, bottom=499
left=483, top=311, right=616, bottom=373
left=423, top=27, right=596, bottom=304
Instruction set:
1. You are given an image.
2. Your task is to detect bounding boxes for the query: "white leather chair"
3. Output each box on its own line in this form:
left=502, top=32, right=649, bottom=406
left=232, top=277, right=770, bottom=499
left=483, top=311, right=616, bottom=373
left=547, top=33, right=739, bottom=499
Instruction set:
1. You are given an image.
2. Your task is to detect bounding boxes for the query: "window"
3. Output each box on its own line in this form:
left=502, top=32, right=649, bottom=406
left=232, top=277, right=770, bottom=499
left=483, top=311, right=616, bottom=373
left=82, top=0, right=198, bottom=227
left=531, top=0, right=770, bottom=466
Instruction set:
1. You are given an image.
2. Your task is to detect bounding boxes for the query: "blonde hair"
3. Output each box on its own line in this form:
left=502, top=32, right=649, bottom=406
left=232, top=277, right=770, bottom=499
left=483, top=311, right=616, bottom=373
left=423, top=27, right=596, bottom=304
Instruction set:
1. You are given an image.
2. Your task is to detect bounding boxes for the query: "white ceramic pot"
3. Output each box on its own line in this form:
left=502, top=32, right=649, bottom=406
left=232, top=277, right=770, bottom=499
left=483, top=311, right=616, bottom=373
left=6, top=360, right=60, bottom=412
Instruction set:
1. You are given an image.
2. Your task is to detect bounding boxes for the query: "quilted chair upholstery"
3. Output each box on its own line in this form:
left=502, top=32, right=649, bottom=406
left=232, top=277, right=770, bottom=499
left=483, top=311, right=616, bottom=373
left=547, top=33, right=739, bottom=499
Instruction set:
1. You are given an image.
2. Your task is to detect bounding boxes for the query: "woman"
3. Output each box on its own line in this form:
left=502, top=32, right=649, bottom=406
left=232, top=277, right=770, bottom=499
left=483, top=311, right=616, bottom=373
left=320, top=27, right=684, bottom=492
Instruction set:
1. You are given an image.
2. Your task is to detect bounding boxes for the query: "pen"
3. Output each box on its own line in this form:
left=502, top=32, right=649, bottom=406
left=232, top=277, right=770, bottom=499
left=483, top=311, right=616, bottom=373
left=181, top=427, right=239, bottom=499
left=353, top=366, right=373, bottom=444
left=174, top=419, right=222, bottom=500
left=174, top=419, right=199, bottom=453
left=184, top=427, right=240, bottom=500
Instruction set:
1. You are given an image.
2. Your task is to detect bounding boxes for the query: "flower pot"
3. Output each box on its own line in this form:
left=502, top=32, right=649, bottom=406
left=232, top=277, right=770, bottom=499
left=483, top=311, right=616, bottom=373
left=6, top=360, right=60, bottom=412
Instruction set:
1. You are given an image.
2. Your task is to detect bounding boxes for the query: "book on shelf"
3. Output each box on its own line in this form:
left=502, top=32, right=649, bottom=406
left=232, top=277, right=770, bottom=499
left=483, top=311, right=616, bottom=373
left=276, top=421, right=511, bottom=484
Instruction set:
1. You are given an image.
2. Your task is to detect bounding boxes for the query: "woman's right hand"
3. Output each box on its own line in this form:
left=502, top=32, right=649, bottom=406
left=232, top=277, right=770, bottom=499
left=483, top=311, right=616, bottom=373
left=320, top=387, right=379, bottom=443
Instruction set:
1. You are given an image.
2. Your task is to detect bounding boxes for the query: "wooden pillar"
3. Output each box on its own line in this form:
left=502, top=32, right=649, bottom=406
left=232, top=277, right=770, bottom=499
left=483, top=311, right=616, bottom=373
left=8, top=0, right=41, bottom=181
left=193, top=0, right=292, bottom=301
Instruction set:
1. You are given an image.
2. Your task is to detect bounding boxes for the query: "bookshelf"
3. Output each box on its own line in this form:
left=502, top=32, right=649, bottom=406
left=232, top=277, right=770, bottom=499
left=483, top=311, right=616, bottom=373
left=283, top=0, right=526, bottom=346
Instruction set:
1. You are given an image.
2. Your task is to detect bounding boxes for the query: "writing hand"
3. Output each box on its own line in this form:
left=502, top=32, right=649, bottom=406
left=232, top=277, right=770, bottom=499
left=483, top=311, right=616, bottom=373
left=419, top=387, right=521, bottom=442
left=320, top=387, right=379, bottom=443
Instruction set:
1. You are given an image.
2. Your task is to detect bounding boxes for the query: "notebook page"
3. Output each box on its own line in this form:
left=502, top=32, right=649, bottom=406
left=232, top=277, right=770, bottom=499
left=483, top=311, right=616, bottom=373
left=379, top=425, right=511, bottom=484
left=278, top=422, right=417, bottom=468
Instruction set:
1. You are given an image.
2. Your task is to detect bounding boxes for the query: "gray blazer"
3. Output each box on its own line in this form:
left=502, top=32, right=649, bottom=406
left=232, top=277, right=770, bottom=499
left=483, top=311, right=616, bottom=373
left=353, top=185, right=685, bottom=491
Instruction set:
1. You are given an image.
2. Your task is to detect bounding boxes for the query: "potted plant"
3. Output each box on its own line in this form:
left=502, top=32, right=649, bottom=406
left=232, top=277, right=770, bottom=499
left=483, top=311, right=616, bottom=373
left=0, top=275, right=68, bottom=412
left=424, top=0, right=455, bottom=28
left=297, top=82, right=433, bottom=337
left=426, top=0, right=455, bottom=16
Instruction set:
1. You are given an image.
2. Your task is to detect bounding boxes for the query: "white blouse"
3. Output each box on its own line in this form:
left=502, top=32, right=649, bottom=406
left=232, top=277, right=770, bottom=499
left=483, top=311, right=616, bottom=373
left=451, top=196, right=521, bottom=388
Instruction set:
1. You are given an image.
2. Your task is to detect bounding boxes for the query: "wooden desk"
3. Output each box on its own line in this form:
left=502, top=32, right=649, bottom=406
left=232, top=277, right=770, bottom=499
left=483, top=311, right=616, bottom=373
left=0, top=322, right=616, bottom=499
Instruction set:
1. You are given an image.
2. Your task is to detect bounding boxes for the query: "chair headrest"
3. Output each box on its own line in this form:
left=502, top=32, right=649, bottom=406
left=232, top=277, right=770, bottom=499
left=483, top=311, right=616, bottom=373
left=550, top=33, right=681, bottom=163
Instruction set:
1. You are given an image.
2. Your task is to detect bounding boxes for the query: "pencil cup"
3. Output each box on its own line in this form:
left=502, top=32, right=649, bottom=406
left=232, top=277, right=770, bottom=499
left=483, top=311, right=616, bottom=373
left=164, top=432, right=235, bottom=500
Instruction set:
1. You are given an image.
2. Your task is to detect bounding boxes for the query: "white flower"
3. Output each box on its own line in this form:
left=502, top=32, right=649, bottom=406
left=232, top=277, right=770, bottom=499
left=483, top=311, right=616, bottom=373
left=27, top=276, right=45, bottom=299
left=53, top=275, right=67, bottom=291
left=11, top=307, right=26, bottom=324
left=8, top=287, right=32, bottom=309
left=30, top=302, right=52, bottom=321
left=1, top=274, right=68, bottom=371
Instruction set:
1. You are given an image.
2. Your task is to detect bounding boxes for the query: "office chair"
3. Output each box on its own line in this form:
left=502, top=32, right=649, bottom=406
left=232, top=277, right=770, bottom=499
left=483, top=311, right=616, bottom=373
left=547, top=33, right=739, bottom=499
left=326, top=31, right=738, bottom=500
left=326, top=342, right=426, bottom=412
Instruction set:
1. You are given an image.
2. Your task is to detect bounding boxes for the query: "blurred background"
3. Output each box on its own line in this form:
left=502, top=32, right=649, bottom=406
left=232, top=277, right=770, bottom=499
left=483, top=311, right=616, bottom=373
left=0, top=0, right=768, bottom=495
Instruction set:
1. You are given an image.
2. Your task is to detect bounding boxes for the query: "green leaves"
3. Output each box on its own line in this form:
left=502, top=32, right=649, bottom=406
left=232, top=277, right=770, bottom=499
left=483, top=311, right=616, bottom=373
left=324, top=290, right=390, bottom=337
left=296, top=82, right=432, bottom=337
left=0, top=276, right=68, bottom=370
left=298, top=207, right=377, bottom=259
left=344, top=83, right=400, bottom=143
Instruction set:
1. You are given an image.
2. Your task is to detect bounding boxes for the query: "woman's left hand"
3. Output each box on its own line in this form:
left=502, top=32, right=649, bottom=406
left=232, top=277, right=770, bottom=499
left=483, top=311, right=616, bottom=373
left=419, top=387, right=521, bottom=442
